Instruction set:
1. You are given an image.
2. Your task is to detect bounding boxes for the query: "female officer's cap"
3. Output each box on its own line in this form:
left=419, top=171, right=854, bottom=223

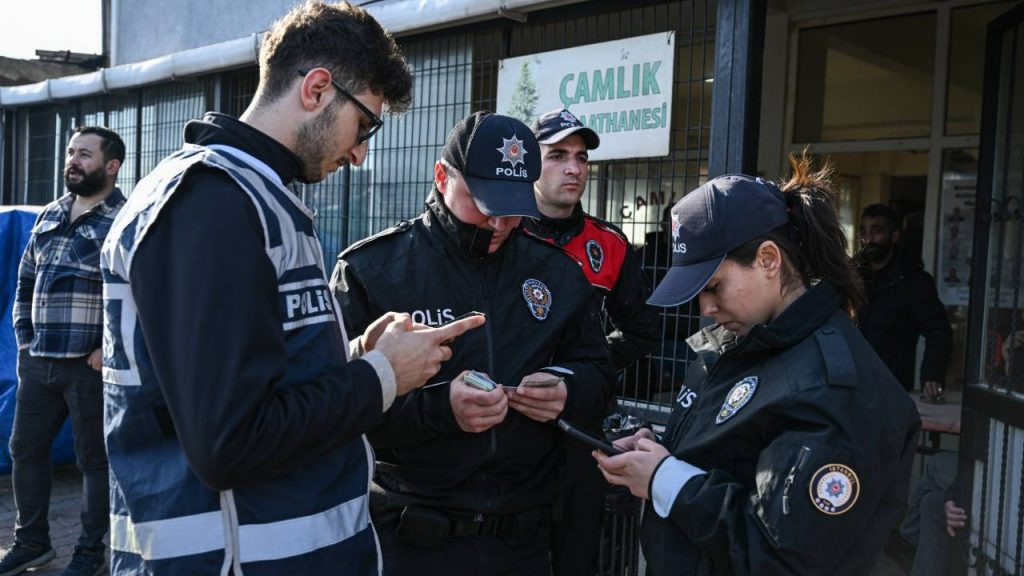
left=647, top=175, right=789, bottom=307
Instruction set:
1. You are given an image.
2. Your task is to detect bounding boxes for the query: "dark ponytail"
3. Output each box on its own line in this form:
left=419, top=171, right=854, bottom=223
left=727, top=152, right=864, bottom=315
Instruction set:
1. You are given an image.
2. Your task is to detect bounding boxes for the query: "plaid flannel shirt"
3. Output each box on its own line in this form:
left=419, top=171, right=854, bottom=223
left=13, top=188, right=126, bottom=357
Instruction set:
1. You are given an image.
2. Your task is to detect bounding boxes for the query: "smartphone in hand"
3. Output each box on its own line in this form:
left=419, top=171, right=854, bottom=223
left=557, top=419, right=623, bottom=455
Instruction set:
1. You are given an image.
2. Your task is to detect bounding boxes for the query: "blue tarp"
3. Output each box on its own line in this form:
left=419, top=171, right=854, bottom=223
left=0, top=207, right=76, bottom=475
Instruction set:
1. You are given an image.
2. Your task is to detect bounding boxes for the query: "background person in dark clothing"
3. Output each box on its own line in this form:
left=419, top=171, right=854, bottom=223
left=3, top=126, right=126, bottom=576
left=857, top=203, right=952, bottom=399
left=524, top=108, right=660, bottom=576
left=594, top=157, right=920, bottom=576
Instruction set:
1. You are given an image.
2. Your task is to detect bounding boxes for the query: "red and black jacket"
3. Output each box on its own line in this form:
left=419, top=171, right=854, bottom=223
left=525, top=205, right=661, bottom=371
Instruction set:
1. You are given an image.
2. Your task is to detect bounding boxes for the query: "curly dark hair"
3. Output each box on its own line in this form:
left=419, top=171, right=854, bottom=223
left=257, top=1, right=413, bottom=113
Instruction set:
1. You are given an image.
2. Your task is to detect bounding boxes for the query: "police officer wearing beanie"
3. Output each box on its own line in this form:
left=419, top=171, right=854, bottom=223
left=331, top=112, right=615, bottom=575
left=593, top=156, right=921, bottom=575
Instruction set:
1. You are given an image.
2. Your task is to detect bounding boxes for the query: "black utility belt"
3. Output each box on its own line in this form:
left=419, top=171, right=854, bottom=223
left=393, top=506, right=551, bottom=548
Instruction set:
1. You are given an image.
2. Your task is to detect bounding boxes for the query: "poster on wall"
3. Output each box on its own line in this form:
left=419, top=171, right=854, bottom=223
left=495, top=32, right=676, bottom=162
left=937, top=165, right=975, bottom=307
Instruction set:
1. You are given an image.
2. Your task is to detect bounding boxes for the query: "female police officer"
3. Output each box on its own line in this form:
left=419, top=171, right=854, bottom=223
left=594, top=156, right=921, bottom=575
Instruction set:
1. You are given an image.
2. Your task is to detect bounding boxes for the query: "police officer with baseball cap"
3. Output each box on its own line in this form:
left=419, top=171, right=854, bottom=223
left=592, top=156, right=921, bottom=575
left=524, top=108, right=660, bottom=576
left=331, top=112, right=615, bottom=576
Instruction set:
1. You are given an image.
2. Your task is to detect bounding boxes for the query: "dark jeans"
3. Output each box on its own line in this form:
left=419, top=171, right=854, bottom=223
left=375, top=511, right=552, bottom=576
left=9, top=350, right=109, bottom=550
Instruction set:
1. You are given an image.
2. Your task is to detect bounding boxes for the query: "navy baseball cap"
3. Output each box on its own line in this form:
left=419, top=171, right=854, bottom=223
left=441, top=112, right=541, bottom=218
left=531, top=108, right=600, bottom=149
left=647, top=175, right=790, bottom=307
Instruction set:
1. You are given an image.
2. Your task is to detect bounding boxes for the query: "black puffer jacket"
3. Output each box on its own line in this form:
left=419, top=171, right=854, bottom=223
left=331, top=190, right=615, bottom=514
left=642, top=283, right=921, bottom=575
left=858, top=250, right=952, bottom=390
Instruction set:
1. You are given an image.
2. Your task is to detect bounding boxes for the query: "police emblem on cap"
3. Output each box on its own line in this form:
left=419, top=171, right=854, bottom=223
left=560, top=110, right=578, bottom=124
left=521, top=278, right=552, bottom=321
left=497, top=135, right=527, bottom=169
left=586, top=240, right=604, bottom=273
left=715, top=376, right=758, bottom=424
left=809, top=463, right=860, bottom=515
left=671, top=212, right=681, bottom=242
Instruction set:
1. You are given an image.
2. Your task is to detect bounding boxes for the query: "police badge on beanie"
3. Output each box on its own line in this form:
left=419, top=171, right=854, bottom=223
left=441, top=112, right=542, bottom=219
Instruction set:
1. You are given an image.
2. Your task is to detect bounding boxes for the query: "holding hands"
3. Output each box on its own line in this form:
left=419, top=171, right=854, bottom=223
left=506, top=372, right=568, bottom=422
left=594, top=429, right=669, bottom=500
left=450, top=370, right=508, bottom=433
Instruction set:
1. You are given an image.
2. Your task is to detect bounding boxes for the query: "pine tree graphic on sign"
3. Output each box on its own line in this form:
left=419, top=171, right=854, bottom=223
left=508, top=61, right=538, bottom=124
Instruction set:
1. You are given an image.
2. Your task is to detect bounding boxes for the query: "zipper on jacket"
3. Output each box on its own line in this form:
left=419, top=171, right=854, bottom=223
left=782, top=446, right=812, bottom=516
left=477, top=273, right=498, bottom=458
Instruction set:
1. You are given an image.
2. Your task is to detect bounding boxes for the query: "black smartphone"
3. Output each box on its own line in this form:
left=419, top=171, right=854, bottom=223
left=556, top=419, right=624, bottom=455
left=440, top=311, right=484, bottom=345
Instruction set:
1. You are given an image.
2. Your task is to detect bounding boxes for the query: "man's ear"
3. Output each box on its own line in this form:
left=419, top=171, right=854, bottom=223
left=891, top=229, right=901, bottom=243
left=105, top=158, right=122, bottom=178
left=299, top=68, right=333, bottom=112
left=434, top=161, right=448, bottom=195
left=756, top=240, right=783, bottom=279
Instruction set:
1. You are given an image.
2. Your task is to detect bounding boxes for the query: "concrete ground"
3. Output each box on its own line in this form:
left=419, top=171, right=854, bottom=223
left=0, top=467, right=908, bottom=576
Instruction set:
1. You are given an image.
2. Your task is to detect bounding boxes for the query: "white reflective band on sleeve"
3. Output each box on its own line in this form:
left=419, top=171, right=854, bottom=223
left=239, top=493, right=370, bottom=563
left=110, top=493, right=370, bottom=563
left=652, top=457, right=706, bottom=518
left=111, top=510, right=224, bottom=560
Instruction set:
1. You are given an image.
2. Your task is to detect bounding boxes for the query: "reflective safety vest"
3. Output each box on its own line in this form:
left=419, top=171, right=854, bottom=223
left=100, top=144, right=381, bottom=576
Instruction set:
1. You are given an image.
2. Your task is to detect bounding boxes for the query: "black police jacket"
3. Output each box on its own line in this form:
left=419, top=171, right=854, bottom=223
left=331, top=190, right=615, bottom=515
left=858, top=250, right=952, bottom=390
left=642, top=282, right=921, bottom=576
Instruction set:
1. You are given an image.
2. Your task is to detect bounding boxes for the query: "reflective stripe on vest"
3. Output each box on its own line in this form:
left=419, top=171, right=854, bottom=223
left=110, top=492, right=369, bottom=562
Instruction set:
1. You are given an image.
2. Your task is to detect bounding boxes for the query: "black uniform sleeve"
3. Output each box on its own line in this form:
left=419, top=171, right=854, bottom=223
left=330, top=255, right=462, bottom=449
left=130, top=169, right=384, bottom=491
left=909, top=271, right=952, bottom=385
left=604, top=244, right=661, bottom=370
left=662, top=386, right=919, bottom=574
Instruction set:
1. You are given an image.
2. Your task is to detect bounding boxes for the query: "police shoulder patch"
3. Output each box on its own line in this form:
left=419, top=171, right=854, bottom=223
left=715, top=376, right=758, bottom=424
left=522, top=278, right=552, bottom=321
left=809, top=463, right=860, bottom=516
left=585, top=239, right=604, bottom=272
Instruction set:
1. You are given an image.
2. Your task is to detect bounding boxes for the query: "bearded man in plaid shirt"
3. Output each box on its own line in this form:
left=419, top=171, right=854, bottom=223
left=2, top=126, right=126, bottom=576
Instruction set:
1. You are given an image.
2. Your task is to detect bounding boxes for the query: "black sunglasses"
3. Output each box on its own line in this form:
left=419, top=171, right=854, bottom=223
left=297, top=68, right=384, bottom=145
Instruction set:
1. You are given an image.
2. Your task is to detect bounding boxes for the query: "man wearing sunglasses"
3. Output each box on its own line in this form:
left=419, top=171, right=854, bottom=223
left=98, top=2, right=483, bottom=575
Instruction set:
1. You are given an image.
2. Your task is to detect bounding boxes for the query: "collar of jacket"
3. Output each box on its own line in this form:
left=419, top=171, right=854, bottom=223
left=426, top=187, right=518, bottom=259
left=183, top=112, right=304, bottom=186
left=526, top=204, right=584, bottom=246
left=687, top=281, right=843, bottom=357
